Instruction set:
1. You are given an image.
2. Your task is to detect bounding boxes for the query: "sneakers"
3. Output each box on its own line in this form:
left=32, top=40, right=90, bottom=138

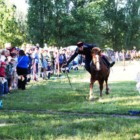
left=110, top=61, right=115, bottom=67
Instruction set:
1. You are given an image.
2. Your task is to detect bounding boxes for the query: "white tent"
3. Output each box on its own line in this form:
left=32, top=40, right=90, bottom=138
left=67, top=45, right=77, bottom=51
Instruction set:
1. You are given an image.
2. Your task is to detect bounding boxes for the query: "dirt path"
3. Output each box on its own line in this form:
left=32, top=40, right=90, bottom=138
left=73, top=60, right=140, bottom=83
left=109, top=60, right=140, bottom=82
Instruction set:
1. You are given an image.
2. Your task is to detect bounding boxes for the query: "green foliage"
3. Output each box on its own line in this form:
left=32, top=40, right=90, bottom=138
left=0, top=0, right=139, bottom=49
left=124, top=0, right=140, bottom=49
left=27, top=0, right=140, bottom=49
left=27, top=0, right=105, bottom=47
left=102, top=0, right=140, bottom=50
left=0, top=0, right=26, bottom=47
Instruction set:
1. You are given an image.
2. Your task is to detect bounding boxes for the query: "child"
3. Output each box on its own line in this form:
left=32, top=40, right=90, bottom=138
left=47, top=62, right=53, bottom=79
left=0, top=60, right=9, bottom=96
left=6, top=58, right=17, bottom=91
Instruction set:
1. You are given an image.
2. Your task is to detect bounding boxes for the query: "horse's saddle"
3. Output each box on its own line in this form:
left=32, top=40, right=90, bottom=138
left=90, top=58, right=109, bottom=71
left=101, top=57, right=110, bottom=69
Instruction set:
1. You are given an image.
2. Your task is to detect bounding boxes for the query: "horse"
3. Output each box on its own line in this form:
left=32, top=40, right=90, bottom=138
left=89, top=47, right=110, bottom=101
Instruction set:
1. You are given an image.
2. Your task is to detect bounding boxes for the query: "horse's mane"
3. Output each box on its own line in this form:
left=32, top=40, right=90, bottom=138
left=91, top=47, right=102, bottom=56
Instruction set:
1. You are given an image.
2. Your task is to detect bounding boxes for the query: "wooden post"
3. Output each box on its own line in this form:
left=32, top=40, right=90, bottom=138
left=122, top=49, right=125, bottom=71
left=57, top=51, right=60, bottom=76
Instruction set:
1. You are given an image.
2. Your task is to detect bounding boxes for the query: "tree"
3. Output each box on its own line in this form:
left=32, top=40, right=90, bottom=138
left=124, top=0, right=140, bottom=49
left=27, top=0, right=140, bottom=49
left=27, top=0, right=103, bottom=47
left=103, top=0, right=140, bottom=50
left=0, top=0, right=25, bottom=47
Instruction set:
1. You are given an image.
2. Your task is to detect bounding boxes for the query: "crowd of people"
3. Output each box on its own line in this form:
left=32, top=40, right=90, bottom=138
left=107, top=49, right=138, bottom=62
left=0, top=43, right=83, bottom=96
left=0, top=42, right=138, bottom=96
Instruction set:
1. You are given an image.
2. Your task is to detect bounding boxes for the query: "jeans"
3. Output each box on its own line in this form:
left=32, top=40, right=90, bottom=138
left=0, top=81, right=9, bottom=96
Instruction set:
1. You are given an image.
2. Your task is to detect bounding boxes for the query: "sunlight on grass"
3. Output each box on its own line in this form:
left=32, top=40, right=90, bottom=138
left=121, top=100, right=140, bottom=106
left=99, top=96, right=140, bottom=103
left=72, top=118, right=96, bottom=123
left=0, top=123, right=15, bottom=127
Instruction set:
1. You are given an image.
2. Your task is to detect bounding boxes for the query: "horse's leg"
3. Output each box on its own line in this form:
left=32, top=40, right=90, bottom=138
left=89, top=77, right=94, bottom=101
left=105, top=76, right=109, bottom=94
left=98, top=79, right=104, bottom=98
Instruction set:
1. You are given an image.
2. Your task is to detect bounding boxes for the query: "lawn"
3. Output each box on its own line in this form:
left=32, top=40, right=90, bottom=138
left=0, top=62, right=140, bottom=140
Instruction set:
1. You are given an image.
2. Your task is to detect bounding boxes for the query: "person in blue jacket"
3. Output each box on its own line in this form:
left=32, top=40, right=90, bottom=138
left=65, top=42, right=115, bottom=74
left=17, top=50, right=29, bottom=90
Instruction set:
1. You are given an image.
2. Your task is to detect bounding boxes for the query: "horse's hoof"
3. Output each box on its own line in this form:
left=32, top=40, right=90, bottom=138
left=106, top=92, right=109, bottom=95
left=89, top=96, right=94, bottom=101
left=106, top=88, right=110, bottom=95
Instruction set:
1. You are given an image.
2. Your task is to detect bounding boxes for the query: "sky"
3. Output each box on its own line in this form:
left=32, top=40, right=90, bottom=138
left=9, top=0, right=127, bottom=14
left=10, top=0, right=28, bottom=13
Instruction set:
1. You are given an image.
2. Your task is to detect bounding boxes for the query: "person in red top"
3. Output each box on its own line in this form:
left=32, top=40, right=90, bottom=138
left=0, top=57, right=9, bottom=96
left=0, top=61, right=6, bottom=77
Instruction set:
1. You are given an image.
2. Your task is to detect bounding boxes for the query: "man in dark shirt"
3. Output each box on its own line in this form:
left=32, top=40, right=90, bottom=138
left=66, top=42, right=115, bottom=74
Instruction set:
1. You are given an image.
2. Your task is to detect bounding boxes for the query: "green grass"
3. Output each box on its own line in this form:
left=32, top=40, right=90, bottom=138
left=0, top=112, right=140, bottom=140
left=0, top=67, right=140, bottom=140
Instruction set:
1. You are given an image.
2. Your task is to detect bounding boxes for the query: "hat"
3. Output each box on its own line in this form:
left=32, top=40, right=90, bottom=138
left=77, top=42, right=83, bottom=47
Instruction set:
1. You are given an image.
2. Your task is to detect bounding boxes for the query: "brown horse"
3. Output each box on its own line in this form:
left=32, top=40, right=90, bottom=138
left=89, top=47, right=110, bottom=101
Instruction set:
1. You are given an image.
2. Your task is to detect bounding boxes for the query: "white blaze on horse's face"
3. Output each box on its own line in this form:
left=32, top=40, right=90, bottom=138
left=95, top=54, right=101, bottom=71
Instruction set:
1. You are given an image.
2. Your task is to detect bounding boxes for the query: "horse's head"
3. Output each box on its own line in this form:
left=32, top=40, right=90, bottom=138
left=91, top=47, right=102, bottom=71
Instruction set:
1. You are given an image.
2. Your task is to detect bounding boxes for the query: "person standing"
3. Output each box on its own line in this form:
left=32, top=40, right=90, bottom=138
left=16, top=50, right=29, bottom=90
left=0, top=60, right=8, bottom=96
left=32, top=47, right=39, bottom=81
left=0, top=50, right=9, bottom=95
